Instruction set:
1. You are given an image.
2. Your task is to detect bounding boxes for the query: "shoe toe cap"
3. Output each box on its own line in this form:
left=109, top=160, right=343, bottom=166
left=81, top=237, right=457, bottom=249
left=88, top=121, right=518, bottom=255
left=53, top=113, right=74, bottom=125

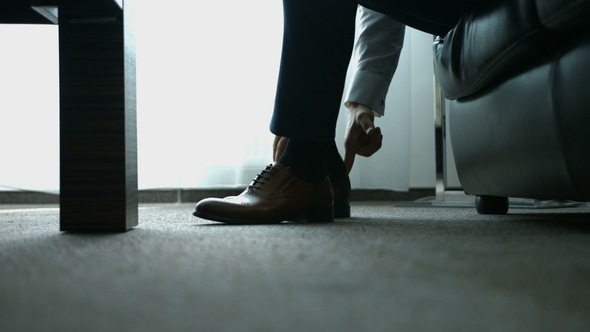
left=194, top=197, right=223, bottom=215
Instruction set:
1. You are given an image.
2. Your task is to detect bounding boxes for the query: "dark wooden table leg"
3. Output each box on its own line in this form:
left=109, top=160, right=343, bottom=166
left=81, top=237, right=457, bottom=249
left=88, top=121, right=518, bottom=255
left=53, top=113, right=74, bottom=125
left=58, top=2, right=137, bottom=232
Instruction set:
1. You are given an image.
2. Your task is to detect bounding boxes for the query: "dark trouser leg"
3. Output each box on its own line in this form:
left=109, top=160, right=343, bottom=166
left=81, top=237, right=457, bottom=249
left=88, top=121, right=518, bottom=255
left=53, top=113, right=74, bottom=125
left=272, top=0, right=357, bottom=182
left=270, top=0, right=358, bottom=142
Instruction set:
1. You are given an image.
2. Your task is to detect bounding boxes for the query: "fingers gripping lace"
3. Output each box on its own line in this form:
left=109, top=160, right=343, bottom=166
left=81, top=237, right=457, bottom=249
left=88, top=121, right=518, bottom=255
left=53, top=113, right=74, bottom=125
left=248, top=164, right=277, bottom=190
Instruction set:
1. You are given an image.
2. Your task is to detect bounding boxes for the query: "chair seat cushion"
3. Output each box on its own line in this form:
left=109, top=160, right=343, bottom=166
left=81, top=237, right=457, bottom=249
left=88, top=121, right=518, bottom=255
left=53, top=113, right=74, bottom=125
left=434, top=0, right=545, bottom=100
left=433, top=0, right=588, bottom=100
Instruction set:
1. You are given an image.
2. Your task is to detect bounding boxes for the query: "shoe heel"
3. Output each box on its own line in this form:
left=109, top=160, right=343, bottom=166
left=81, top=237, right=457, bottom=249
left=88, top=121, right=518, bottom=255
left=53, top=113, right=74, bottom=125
left=334, top=204, right=350, bottom=218
left=306, top=208, right=334, bottom=223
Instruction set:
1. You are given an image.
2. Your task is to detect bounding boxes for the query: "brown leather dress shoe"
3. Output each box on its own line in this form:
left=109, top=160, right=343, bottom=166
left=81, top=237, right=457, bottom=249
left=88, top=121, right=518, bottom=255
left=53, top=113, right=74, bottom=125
left=193, top=163, right=334, bottom=224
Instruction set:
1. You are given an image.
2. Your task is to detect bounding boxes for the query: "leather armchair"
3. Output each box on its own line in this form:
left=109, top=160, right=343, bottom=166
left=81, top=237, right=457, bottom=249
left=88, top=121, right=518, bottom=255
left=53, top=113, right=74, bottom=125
left=433, top=0, right=590, bottom=214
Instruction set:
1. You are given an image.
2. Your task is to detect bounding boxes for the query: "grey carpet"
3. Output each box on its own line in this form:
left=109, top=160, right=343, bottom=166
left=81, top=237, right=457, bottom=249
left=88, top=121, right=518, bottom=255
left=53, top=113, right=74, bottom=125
left=1, top=202, right=590, bottom=332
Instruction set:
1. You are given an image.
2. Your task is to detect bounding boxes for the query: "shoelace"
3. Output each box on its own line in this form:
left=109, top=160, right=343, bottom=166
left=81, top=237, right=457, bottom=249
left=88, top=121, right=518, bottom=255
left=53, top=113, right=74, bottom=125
left=248, top=164, right=277, bottom=190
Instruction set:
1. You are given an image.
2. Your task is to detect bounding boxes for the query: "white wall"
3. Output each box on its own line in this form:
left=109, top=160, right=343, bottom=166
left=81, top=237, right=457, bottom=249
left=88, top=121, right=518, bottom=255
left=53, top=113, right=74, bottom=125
left=0, top=25, right=59, bottom=193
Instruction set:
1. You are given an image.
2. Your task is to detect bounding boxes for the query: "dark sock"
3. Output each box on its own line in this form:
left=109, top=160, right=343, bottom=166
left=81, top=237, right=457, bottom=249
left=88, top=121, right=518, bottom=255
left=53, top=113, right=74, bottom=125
left=327, top=140, right=347, bottom=182
left=278, top=139, right=328, bottom=183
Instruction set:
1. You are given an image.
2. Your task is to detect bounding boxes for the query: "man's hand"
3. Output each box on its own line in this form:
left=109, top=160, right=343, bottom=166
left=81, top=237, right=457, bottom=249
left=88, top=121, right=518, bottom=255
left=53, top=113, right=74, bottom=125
left=273, top=135, right=289, bottom=162
left=344, top=102, right=383, bottom=174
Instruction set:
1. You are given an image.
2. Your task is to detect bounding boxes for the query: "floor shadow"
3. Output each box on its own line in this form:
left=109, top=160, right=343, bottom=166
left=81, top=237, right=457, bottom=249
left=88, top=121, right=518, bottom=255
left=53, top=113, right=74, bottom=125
left=507, top=212, right=590, bottom=233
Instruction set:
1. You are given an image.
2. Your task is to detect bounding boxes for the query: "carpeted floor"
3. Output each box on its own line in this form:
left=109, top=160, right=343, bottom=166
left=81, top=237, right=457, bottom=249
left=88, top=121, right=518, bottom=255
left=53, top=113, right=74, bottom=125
left=1, top=202, right=590, bottom=332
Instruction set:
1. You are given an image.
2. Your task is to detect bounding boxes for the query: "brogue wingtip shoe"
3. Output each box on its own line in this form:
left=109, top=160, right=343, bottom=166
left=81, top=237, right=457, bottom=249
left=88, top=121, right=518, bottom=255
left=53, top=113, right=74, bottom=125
left=192, top=163, right=334, bottom=224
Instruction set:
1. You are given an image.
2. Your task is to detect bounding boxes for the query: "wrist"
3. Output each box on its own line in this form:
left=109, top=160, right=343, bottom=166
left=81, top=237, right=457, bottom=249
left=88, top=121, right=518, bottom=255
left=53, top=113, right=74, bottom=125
left=348, top=102, right=374, bottom=120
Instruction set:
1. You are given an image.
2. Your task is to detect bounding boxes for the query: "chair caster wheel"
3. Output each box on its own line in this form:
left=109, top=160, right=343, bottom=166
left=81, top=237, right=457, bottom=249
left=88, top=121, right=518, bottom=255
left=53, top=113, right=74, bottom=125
left=475, top=195, right=509, bottom=215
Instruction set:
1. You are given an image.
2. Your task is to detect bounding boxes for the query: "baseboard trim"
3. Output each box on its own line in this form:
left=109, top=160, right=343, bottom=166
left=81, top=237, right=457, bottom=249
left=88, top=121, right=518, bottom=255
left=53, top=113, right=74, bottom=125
left=0, top=191, right=60, bottom=204
left=0, top=188, right=435, bottom=204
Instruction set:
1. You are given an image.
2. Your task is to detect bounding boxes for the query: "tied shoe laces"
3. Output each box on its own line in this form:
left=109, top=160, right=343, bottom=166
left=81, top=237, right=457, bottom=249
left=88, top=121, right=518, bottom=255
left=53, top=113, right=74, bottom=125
left=248, top=164, right=278, bottom=191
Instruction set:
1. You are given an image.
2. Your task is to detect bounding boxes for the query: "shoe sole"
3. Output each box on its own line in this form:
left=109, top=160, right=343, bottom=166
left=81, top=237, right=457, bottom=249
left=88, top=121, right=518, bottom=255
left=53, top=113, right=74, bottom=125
left=193, top=207, right=334, bottom=225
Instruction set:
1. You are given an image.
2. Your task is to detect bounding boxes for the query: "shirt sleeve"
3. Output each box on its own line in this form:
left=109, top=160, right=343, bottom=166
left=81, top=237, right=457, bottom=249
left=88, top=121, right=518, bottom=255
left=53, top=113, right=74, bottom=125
left=344, top=6, right=406, bottom=116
